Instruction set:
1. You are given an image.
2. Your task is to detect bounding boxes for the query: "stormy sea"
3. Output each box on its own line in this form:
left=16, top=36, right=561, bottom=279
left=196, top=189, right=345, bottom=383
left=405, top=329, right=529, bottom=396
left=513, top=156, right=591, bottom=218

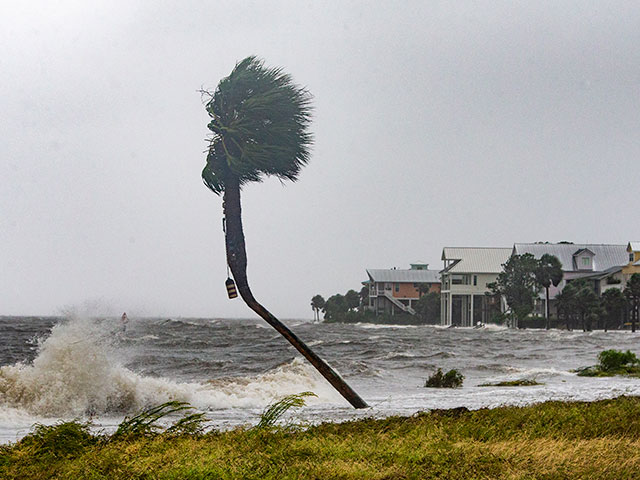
left=2, top=314, right=640, bottom=443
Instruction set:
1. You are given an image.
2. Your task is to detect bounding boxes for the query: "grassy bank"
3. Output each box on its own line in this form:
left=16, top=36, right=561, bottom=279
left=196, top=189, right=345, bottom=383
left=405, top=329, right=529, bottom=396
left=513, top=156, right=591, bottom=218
left=3, top=396, right=640, bottom=479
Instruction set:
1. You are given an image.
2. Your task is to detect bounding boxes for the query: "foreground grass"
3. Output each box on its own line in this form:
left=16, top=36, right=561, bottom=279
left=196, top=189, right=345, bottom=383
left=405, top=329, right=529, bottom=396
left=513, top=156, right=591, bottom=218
left=3, top=396, right=640, bottom=479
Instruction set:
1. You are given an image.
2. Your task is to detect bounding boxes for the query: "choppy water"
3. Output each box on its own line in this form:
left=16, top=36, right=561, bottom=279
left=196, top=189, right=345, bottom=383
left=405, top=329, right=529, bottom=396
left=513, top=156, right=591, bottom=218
left=2, top=314, right=640, bottom=443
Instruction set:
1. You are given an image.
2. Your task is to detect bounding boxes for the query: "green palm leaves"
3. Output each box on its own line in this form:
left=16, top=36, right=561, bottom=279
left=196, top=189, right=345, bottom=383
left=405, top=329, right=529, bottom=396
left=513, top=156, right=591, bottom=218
left=202, top=56, right=313, bottom=194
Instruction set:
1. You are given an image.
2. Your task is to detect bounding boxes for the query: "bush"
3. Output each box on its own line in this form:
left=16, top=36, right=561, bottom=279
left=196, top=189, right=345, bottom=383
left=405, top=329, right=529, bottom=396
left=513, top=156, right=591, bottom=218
left=16, top=421, right=97, bottom=459
left=425, top=368, right=464, bottom=388
left=598, top=350, right=638, bottom=372
left=519, top=315, right=546, bottom=329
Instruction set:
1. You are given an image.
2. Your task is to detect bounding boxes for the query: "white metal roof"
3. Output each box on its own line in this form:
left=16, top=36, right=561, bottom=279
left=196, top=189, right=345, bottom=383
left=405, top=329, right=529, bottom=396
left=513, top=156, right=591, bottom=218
left=513, top=243, right=628, bottom=272
left=441, top=247, right=512, bottom=274
left=629, top=242, right=640, bottom=252
left=366, top=269, right=440, bottom=283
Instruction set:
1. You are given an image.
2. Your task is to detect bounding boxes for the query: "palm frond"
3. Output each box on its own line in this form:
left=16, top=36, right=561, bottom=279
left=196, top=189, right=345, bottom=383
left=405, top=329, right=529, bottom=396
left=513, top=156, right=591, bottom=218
left=202, top=56, right=313, bottom=195
left=111, top=401, right=205, bottom=439
left=255, top=391, right=317, bottom=429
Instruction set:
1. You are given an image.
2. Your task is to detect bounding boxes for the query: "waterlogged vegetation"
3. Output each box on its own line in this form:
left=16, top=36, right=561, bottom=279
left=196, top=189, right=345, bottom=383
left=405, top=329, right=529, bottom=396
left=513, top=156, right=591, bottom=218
left=3, top=396, right=640, bottom=479
left=577, top=349, right=640, bottom=378
left=478, top=379, right=544, bottom=387
left=425, top=368, right=464, bottom=388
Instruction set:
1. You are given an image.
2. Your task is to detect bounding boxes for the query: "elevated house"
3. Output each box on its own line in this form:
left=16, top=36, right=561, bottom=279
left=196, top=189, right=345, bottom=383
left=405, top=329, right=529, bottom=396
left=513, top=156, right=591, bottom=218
left=440, top=247, right=512, bottom=326
left=366, top=263, right=440, bottom=316
left=512, top=243, right=630, bottom=316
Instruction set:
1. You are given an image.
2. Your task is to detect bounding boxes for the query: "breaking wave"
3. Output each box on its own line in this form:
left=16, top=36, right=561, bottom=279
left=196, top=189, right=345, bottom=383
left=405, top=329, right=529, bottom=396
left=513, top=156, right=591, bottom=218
left=0, top=315, right=340, bottom=418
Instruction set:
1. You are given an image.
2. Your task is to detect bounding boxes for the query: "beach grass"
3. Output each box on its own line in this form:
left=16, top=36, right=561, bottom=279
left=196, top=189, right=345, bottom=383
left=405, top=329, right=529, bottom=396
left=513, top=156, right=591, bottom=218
left=2, top=396, right=640, bottom=479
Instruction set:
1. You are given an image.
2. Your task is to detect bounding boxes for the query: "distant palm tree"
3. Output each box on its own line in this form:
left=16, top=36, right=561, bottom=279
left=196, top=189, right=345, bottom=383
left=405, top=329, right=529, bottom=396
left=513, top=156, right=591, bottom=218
left=202, top=57, right=367, bottom=408
left=601, top=288, right=626, bottom=331
left=535, top=254, right=563, bottom=329
left=624, top=273, right=640, bottom=333
left=311, top=295, right=325, bottom=322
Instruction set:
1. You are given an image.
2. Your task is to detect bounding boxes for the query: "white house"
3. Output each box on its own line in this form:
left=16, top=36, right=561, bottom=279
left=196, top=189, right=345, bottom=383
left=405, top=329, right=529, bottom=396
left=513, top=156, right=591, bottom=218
left=440, top=247, right=512, bottom=326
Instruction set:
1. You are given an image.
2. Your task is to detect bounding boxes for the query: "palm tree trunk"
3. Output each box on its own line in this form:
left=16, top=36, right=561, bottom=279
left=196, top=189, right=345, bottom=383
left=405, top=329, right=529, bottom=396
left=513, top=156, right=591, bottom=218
left=223, top=177, right=368, bottom=409
left=545, top=287, right=550, bottom=330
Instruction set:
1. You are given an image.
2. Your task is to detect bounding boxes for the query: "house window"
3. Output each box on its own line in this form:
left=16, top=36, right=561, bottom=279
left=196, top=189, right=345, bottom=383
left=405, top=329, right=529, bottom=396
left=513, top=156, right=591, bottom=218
left=452, top=275, right=470, bottom=285
left=582, top=257, right=590, bottom=267
left=394, top=283, right=400, bottom=292
left=473, top=275, right=477, bottom=286
left=631, top=253, right=635, bottom=263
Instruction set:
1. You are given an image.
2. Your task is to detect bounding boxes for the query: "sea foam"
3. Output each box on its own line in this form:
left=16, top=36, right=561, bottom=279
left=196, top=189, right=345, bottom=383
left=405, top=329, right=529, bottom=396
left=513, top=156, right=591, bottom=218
left=0, top=315, right=342, bottom=418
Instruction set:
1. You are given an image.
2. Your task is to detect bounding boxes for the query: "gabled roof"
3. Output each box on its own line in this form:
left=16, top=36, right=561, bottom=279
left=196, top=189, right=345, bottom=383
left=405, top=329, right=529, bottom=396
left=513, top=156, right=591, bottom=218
left=441, top=247, right=512, bottom=274
left=573, top=248, right=595, bottom=257
left=629, top=242, right=640, bottom=252
left=367, top=269, right=440, bottom=283
left=513, top=243, right=628, bottom=273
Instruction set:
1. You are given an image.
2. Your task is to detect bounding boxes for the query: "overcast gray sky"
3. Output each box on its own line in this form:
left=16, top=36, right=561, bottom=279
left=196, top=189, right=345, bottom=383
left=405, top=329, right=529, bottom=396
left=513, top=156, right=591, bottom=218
left=2, top=1, right=639, bottom=319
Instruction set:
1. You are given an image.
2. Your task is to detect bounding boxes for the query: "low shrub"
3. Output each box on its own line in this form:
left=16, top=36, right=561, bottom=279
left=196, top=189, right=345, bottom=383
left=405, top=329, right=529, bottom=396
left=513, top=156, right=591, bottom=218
left=577, top=349, right=640, bottom=377
left=598, top=349, right=638, bottom=372
left=14, top=421, right=98, bottom=460
left=425, top=368, right=464, bottom=388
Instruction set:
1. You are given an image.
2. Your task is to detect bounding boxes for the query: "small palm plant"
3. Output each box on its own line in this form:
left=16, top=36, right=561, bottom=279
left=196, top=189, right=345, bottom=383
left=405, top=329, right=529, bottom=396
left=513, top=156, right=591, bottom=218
left=202, top=57, right=367, bottom=409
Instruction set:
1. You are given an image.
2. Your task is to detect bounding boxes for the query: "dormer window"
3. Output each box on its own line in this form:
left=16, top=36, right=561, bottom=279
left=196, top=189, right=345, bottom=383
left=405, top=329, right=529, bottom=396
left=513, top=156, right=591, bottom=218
left=573, top=248, right=595, bottom=270
left=631, top=253, right=635, bottom=263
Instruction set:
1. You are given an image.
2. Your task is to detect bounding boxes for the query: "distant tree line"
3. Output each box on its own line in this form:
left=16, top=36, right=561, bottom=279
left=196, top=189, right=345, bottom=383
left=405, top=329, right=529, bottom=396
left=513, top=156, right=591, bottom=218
left=310, top=287, right=367, bottom=323
left=557, top=274, right=640, bottom=332
left=488, top=253, right=640, bottom=331
left=311, top=285, right=441, bottom=324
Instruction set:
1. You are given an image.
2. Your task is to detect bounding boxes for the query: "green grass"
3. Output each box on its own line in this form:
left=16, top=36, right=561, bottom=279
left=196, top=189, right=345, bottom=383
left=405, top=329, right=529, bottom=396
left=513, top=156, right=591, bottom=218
left=3, top=396, right=640, bottom=479
left=478, top=379, right=543, bottom=387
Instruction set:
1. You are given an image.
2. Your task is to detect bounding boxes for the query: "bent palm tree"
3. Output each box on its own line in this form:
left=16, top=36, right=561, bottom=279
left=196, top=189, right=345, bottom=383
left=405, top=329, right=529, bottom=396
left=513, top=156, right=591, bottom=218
left=202, top=57, right=367, bottom=409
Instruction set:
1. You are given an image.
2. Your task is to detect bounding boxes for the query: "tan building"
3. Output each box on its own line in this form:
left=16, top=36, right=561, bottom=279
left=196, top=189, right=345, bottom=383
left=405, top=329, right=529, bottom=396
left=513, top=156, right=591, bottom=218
left=366, top=263, right=440, bottom=316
